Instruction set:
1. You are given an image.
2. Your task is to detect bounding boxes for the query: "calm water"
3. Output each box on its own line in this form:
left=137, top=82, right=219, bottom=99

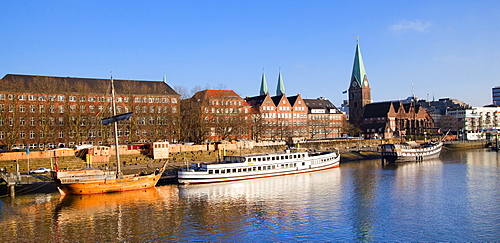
left=0, top=149, right=498, bottom=242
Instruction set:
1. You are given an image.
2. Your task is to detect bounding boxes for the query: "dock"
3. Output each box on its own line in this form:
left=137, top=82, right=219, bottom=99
left=0, top=172, right=56, bottom=196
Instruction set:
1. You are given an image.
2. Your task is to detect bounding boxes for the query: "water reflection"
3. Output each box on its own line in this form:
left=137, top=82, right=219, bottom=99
left=0, top=150, right=498, bottom=241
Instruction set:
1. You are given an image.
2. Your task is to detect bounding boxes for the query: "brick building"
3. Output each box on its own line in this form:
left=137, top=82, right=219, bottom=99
left=181, top=89, right=253, bottom=143
left=0, top=74, right=180, bottom=150
left=362, top=101, right=434, bottom=139
left=303, top=97, right=346, bottom=139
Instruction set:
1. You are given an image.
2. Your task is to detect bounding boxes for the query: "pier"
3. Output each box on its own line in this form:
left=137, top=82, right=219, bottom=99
left=0, top=172, right=56, bottom=196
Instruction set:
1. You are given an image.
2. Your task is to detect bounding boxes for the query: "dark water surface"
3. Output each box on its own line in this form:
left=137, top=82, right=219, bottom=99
left=0, top=149, right=498, bottom=241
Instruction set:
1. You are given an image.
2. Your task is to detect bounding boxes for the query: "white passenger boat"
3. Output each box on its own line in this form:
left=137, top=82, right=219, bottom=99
left=177, top=150, right=340, bottom=184
left=380, top=141, right=443, bottom=163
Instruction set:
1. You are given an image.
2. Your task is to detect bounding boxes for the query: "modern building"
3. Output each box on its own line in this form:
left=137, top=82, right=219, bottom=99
left=493, top=86, right=500, bottom=106
left=448, top=106, right=500, bottom=140
left=0, top=74, right=180, bottom=150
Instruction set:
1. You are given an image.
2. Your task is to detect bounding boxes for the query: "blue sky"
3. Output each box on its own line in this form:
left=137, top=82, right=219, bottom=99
left=1, top=0, right=499, bottom=107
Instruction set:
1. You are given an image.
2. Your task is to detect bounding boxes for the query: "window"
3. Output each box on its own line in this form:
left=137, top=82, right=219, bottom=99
left=171, top=98, right=177, bottom=103
left=30, top=105, right=35, bottom=113
left=80, top=96, right=86, bottom=102
left=58, top=95, right=65, bottom=101
left=69, top=96, right=76, bottom=102
left=88, top=97, right=96, bottom=102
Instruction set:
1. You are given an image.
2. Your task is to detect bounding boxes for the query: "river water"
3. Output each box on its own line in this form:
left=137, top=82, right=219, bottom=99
left=0, top=149, right=498, bottom=242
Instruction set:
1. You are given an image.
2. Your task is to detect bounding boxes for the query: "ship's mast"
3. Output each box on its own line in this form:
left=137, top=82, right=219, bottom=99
left=111, top=73, right=122, bottom=178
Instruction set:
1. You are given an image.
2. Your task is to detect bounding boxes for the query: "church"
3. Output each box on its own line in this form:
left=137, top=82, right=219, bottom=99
left=347, top=40, right=434, bottom=139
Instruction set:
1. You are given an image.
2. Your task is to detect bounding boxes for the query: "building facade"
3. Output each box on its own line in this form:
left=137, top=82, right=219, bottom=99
left=0, top=74, right=180, bottom=150
left=362, top=101, right=434, bottom=139
left=181, top=90, right=253, bottom=143
left=448, top=106, right=500, bottom=140
left=303, top=98, right=346, bottom=139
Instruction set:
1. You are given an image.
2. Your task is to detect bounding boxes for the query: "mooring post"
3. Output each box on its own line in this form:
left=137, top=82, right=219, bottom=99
left=9, top=184, right=15, bottom=197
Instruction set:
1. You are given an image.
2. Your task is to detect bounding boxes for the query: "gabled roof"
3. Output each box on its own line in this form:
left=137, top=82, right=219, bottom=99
left=245, top=94, right=269, bottom=106
left=287, top=94, right=302, bottom=107
left=0, top=74, right=179, bottom=96
left=363, top=102, right=394, bottom=118
left=364, top=101, right=426, bottom=118
left=271, top=95, right=287, bottom=106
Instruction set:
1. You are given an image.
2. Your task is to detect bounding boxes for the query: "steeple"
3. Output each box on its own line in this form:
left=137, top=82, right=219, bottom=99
left=276, top=70, right=285, bottom=96
left=348, top=37, right=372, bottom=126
left=259, top=71, right=269, bottom=95
left=350, top=38, right=369, bottom=88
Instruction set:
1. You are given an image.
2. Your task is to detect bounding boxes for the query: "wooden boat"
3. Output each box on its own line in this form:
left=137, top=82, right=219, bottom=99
left=52, top=75, right=166, bottom=195
left=52, top=168, right=165, bottom=195
left=178, top=149, right=340, bottom=184
left=380, top=141, right=443, bottom=163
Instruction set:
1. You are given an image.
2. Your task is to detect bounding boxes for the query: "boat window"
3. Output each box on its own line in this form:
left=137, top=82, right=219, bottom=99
left=232, top=169, right=237, bottom=173
left=214, top=169, right=219, bottom=174
left=302, top=162, right=305, bottom=166
left=258, top=158, right=262, bottom=162
left=221, top=169, right=226, bottom=174
left=208, top=170, right=213, bottom=174
left=238, top=168, right=242, bottom=172
left=258, top=166, right=262, bottom=170
left=243, top=168, right=247, bottom=172
left=267, top=165, right=271, bottom=170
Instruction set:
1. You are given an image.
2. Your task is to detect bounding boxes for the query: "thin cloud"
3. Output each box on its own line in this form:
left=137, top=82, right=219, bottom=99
left=390, top=19, right=431, bottom=33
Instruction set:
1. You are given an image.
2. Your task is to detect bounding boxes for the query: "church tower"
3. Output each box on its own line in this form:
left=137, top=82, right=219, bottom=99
left=259, top=71, right=269, bottom=95
left=348, top=38, right=371, bottom=126
left=276, top=70, right=286, bottom=96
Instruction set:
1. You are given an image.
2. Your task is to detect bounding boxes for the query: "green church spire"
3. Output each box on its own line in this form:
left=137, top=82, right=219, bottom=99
left=260, top=71, right=269, bottom=95
left=276, top=70, right=285, bottom=96
left=351, top=39, right=368, bottom=88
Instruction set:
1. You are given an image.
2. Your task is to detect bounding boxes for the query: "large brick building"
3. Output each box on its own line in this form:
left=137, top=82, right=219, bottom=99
left=0, top=74, right=180, bottom=150
left=181, top=89, right=253, bottom=143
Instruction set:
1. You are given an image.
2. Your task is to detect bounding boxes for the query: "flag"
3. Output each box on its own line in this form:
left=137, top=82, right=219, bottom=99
left=101, top=112, right=134, bottom=125
left=95, top=110, right=101, bottom=117
left=342, top=90, right=347, bottom=94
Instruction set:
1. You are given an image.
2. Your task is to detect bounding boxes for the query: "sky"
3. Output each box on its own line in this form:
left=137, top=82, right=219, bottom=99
left=1, top=0, right=499, bottom=107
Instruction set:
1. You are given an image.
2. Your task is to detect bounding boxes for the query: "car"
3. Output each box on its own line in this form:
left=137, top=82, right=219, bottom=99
left=29, top=168, right=51, bottom=174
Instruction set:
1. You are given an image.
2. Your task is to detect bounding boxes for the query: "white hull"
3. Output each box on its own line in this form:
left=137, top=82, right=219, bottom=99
left=380, top=142, right=443, bottom=162
left=178, top=151, right=340, bottom=184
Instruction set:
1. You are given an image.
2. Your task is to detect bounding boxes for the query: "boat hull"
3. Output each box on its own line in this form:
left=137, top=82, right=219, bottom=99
left=381, top=142, right=443, bottom=163
left=55, top=173, right=162, bottom=195
left=178, top=151, right=340, bottom=184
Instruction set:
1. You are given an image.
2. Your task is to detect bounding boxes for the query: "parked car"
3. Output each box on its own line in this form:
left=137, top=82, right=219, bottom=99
left=29, top=168, right=51, bottom=174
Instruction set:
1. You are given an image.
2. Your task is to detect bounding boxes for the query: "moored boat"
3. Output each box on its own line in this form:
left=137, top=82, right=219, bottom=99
left=52, top=74, right=166, bottom=195
left=52, top=167, right=165, bottom=195
left=380, top=141, right=443, bottom=163
left=178, top=149, right=340, bottom=184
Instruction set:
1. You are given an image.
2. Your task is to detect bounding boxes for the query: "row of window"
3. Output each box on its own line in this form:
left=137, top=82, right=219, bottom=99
left=208, top=162, right=301, bottom=174
left=1, top=104, right=177, bottom=114
left=0, top=128, right=173, bottom=140
left=0, top=94, right=177, bottom=104
left=0, top=116, right=175, bottom=127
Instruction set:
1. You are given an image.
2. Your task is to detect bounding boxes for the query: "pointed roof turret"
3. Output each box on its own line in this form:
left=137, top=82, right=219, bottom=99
left=276, top=70, right=285, bottom=96
left=260, top=71, right=269, bottom=95
left=351, top=39, right=369, bottom=88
